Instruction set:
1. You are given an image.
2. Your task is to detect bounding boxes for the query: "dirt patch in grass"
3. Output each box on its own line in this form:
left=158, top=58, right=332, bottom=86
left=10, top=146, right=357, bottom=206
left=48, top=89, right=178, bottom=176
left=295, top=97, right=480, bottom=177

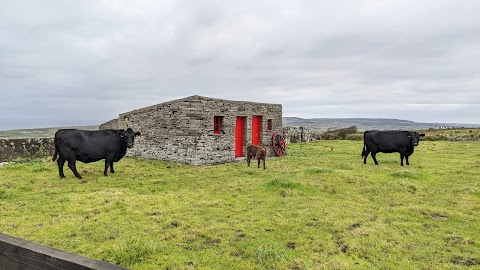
left=451, top=256, right=480, bottom=266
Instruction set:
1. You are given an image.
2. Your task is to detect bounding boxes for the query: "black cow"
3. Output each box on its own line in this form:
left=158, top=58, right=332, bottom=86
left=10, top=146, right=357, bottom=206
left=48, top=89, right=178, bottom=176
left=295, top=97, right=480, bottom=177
left=361, top=130, right=425, bottom=166
left=52, top=128, right=140, bottom=179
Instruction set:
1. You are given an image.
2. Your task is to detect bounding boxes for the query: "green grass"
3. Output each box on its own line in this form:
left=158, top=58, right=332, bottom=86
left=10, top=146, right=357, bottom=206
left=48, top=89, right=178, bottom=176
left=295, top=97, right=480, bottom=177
left=1, top=141, right=480, bottom=269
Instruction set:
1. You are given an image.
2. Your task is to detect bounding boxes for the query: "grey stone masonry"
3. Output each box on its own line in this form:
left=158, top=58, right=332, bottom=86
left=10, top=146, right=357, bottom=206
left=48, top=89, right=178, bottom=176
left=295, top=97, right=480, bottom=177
left=0, top=138, right=54, bottom=161
left=100, top=95, right=283, bottom=165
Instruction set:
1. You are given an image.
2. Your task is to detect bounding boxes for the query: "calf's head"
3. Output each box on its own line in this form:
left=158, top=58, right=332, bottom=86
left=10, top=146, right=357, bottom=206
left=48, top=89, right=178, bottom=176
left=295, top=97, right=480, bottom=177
left=119, top=128, right=141, bottom=148
left=408, top=132, right=425, bottom=146
left=257, top=143, right=267, bottom=157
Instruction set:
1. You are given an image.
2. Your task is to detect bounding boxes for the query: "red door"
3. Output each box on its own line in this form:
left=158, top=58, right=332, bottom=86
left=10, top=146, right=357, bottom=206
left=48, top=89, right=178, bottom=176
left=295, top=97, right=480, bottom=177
left=251, top=115, right=261, bottom=145
left=235, top=117, right=245, bottom=157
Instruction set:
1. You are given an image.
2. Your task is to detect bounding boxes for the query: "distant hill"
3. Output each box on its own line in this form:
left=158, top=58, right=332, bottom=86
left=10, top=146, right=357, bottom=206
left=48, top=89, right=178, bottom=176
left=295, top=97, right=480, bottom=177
left=0, top=126, right=99, bottom=139
left=1, top=118, right=479, bottom=139
left=283, top=117, right=480, bottom=132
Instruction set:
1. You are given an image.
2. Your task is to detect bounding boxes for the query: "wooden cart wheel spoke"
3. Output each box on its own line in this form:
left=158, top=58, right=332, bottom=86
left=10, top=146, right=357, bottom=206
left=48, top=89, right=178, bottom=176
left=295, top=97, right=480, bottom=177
left=272, top=132, right=286, bottom=156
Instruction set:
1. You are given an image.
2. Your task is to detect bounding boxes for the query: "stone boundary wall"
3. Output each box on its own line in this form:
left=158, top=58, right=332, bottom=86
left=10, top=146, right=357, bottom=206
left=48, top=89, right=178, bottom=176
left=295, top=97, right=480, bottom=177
left=0, top=138, right=54, bottom=162
left=283, top=126, right=313, bottom=143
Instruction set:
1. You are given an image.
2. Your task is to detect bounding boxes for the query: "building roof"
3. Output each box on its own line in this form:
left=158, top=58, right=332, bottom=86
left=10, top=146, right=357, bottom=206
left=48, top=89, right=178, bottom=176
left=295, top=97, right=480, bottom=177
left=119, top=95, right=282, bottom=117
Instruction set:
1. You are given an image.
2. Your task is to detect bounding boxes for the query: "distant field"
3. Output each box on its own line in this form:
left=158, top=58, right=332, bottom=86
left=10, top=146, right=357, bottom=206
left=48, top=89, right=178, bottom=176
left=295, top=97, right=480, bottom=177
left=2, top=125, right=479, bottom=142
left=0, top=126, right=98, bottom=139
left=1, top=140, right=479, bottom=269
left=336, top=128, right=480, bottom=141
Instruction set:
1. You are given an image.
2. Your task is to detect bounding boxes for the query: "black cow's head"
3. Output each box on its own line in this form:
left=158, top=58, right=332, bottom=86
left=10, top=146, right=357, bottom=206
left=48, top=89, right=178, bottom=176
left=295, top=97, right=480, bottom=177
left=119, top=128, right=141, bottom=148
left=408, top=132, right=425, bottom=146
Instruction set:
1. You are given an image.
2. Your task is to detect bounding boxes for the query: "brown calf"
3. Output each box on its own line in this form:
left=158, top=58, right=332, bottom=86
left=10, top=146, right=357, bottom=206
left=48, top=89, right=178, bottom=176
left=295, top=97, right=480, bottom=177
left=246, top=143, right=266, bottom=169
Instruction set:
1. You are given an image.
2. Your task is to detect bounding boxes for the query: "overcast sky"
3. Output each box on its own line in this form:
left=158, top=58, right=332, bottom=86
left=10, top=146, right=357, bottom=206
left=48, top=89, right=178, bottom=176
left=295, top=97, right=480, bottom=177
left=1, top=0, right=479, bottom=130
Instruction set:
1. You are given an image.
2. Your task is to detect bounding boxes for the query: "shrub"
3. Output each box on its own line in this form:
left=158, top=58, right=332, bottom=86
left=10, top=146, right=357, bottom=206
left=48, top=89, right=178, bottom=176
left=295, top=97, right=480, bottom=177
left=322, top=126, right=358, bottom=140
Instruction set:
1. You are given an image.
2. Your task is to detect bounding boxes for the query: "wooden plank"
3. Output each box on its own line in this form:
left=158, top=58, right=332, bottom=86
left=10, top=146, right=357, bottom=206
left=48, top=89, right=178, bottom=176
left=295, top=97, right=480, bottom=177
left=0, top=233, right=129, bottom=270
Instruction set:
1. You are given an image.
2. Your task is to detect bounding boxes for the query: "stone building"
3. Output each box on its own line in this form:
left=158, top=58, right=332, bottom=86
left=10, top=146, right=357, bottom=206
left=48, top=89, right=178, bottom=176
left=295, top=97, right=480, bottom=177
left=100, top=95, right=283, bottom=165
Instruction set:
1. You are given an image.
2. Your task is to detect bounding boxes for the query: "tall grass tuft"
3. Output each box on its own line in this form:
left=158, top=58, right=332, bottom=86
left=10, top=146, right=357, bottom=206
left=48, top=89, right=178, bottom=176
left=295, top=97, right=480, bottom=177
left=244, top=243, right=286, bottom=269
left=266, top=178, right=300, bottom=189
left=105, top=239, right=160, bottom=267
left=390, top=170, right=421, bottom=179
left=305, top=166, right=334, bottom=174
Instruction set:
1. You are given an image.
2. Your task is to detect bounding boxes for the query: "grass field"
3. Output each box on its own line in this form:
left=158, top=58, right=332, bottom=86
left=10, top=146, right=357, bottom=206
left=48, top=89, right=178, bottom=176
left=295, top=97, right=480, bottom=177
left=1, top=140, right=479, bottom=269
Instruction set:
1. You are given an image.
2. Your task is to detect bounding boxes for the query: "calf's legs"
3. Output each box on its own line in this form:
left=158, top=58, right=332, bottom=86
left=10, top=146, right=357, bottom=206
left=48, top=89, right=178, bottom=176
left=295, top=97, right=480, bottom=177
left=257, top=158, right=266, bottom=169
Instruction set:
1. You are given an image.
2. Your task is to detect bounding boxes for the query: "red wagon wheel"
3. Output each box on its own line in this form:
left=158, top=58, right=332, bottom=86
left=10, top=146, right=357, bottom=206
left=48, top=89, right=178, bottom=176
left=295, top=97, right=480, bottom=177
left=272, top=132, right=286, bottom=156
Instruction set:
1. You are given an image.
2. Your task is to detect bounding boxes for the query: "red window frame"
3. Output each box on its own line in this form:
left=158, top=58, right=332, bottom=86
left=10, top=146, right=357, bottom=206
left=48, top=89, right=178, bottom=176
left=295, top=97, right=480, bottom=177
left=214, top=116, right=223, bottom=134
left=267, top=119, right=272, bottom=131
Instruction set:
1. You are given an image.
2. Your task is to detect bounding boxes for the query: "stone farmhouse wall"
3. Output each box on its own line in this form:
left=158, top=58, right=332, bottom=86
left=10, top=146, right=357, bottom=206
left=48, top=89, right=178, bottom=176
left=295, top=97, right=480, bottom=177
left=100, top=95, right=283, bottom=165
left=0, top=138, right=54, bottom=161
left=99, top=118, right=118, bottom=130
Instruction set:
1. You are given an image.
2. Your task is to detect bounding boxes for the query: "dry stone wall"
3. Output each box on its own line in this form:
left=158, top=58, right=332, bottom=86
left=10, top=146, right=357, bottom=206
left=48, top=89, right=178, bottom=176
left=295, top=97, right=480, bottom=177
left=283, top=126, right=313, bottom=143
left=0, top=138, right=54, bottom=161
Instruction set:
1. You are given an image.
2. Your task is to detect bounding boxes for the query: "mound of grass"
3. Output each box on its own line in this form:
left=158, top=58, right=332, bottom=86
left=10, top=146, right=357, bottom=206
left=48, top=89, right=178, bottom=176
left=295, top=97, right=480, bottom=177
left=106, top=239, right=161, bottom=267
left=266, top=178, right=300, bottom=189
left=304, top=166, right=334, bottom=174
left=390, top=169, right=421, bottom=179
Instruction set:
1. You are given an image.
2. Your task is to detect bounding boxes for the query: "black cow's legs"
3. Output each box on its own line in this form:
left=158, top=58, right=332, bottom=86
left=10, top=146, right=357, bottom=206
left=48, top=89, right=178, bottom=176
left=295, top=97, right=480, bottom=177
left=104, top=154, right=115, bottom=176
left=67, top=160, right=82, bottom=179
left=57, top=157, right=66, bottom=178
left=371, top=152, right=379, bottom=165
left=104, top=160, right=115, bottom=176
left=400, top=154, right=410, bottom=166
left=104, top=161, right=109, bottom=176
left=363, top=150, right=370, bottom=164
left=60, top=146, right=82, bottom=179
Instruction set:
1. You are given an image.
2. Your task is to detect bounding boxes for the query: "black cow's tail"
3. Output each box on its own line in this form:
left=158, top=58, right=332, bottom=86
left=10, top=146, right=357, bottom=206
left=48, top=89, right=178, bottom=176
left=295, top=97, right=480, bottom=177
left=52, top=138, right=59, bottom=161
left=361, top=131, right=368, bottom=157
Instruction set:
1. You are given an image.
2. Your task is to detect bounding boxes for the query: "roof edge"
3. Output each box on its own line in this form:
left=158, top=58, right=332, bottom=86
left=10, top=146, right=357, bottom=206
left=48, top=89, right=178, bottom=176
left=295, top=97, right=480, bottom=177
left=119, top=95, right=282, bottom=117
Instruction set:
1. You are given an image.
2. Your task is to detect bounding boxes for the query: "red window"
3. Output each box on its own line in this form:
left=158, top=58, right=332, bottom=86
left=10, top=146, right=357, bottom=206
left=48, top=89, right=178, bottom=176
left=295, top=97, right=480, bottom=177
left=267, top=119, right=272, bottom=131
left=214, top=116, right=223, bottom=134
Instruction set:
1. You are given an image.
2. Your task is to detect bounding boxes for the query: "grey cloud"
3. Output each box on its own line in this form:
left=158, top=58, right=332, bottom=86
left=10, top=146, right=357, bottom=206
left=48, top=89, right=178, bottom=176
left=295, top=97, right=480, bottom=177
left=1, top=0, right=479, bottom=130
